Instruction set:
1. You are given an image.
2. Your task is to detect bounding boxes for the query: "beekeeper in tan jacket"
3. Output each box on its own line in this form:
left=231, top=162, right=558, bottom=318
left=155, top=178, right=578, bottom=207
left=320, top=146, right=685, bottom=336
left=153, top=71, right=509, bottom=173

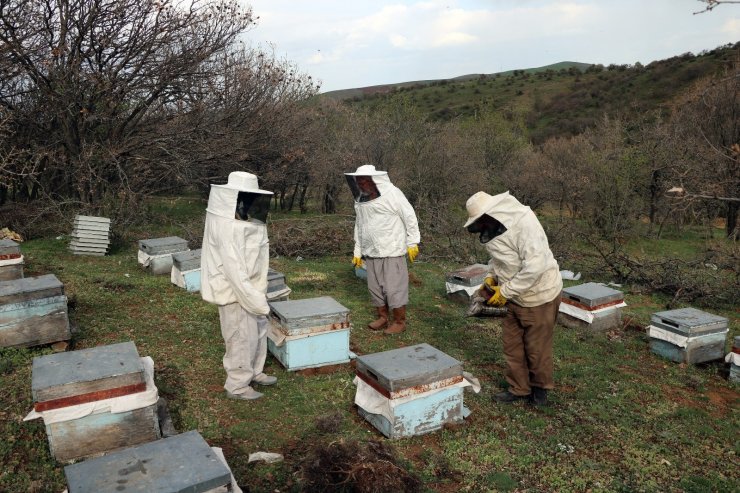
left=201, top=172, right=277, bottom=401
left=464, top=191, right=562, bottom=406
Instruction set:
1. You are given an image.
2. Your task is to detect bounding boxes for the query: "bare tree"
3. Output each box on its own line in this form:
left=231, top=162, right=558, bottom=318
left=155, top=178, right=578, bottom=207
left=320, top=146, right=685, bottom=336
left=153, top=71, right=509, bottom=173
left=694, top=0, right=740, bottom=14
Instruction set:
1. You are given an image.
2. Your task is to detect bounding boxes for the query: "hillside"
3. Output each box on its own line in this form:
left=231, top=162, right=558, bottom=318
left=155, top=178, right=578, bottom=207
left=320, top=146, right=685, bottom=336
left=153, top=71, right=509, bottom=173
left=329, top=43, right=739, bottom=143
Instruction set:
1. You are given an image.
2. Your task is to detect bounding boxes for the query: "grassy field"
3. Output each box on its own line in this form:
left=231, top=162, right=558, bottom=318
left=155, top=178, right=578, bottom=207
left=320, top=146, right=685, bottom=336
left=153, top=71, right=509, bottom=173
left=1, top=199, right=738, bottom=492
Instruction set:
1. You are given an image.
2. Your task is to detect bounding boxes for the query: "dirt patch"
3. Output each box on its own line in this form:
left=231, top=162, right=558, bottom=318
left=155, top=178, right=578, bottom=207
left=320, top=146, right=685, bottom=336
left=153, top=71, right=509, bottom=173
left=296, top=363, right=350, bottom=376
left=409, top=271, right=422, bottom=287
left=705, top=386, right=740, bottom=417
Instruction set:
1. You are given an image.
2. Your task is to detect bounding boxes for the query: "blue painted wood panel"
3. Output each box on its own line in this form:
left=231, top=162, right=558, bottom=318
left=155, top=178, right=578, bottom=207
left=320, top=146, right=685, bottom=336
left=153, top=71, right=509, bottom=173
left=268, top=329, right=350, bottom=371
left=359, top=386, right=464, bottom=438
left=183, top=270, right=201, bottom=292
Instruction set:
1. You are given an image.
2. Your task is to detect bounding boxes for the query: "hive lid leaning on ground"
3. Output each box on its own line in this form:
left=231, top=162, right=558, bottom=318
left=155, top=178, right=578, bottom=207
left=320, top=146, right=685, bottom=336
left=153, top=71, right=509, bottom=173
left=445, top=263, right=489, bottom=286
left=355, top=343, right=463, bottom=396
left=650, top=307, right=728, bottom=336
left=138, top=236, right=188, bottom=255
left=561, top=282, right=624, bottom=309
left=31, top=341, right=146, bottom=411
left=63, top=430, right=232, bottom=493
left=0, top=274, right=63, bottom=305
left=172, top=248, right=201, bottom=271
left=269, top=296, right=350, bottom=335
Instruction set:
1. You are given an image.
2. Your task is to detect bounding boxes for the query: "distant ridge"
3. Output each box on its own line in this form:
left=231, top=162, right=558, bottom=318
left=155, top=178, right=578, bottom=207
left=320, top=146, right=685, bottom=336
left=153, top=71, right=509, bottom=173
left=321, top=61, right=592, bottom=100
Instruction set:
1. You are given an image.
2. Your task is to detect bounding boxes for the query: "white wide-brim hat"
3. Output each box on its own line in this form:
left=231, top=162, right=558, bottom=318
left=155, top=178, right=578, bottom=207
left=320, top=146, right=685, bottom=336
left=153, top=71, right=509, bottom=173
left=463, top=191, right=506, bottom=228
left=211, top=171, right=273, bottom=195
left=344, top=164, right=388, bottom=176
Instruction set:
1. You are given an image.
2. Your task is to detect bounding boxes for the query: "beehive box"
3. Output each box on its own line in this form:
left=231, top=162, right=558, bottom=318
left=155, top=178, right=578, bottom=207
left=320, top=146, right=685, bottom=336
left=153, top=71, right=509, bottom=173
left=31, top=342, right=160, bottom=462
left=267, top=296, right=351, bottom=371
left=64, top=431, right=232, bottom=493
left=649, top=308, right=728, bottom=364
left=0, top=238, right=23, bottom=281
left=355, top=343, right=465, bottom=438
left=69, top=215, right=111, bottom=256
left=558, top=282, right=625, bottom=331
left=0, top=274, right=70, bottom=348
left=138, top=236, right=188, bottom=275
left=266, top=268, right=290, bottom=302
left=171, top=249, right=202, bottom=292
left=445, top=263, right=488, bottom=302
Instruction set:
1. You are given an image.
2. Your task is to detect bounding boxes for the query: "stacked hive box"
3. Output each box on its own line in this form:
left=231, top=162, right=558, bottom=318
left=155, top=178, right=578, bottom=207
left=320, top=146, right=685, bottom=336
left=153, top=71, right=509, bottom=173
left=354, top=343, right=466, bottom=438
left=69, top=215, right=111, bottom=256
left=648, top=307, right=728, bottom=364
left=0, top=274, right=70, bottom=348
left=558, top=282, right=626, bottom=331
left=27, top=341, right=160, bottom=462
left=0, top=239, right=24, bottom=281
left=266, top=268, right=291, bottom=302
left=267, top=296, right=351, bottom=371
left=64, top=431, right=235, bottom=493
left=728, top=336, right=740, bottom=383
left=445, top=263, right=488, bottom=303
left=171, top=249, right=202, bottom=292
left=138, top=236, right=188, bottom=275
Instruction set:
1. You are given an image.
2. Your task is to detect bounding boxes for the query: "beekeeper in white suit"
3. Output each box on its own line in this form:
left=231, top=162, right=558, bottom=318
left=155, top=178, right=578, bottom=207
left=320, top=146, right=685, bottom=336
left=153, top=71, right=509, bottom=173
left=345, top=164, right=420, bottom=335
left=201, top=171, right=277, bottom=400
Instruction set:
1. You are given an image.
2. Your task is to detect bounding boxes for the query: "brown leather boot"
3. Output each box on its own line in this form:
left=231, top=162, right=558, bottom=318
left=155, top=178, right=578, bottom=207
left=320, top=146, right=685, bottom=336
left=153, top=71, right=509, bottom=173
left=384, top=306, right=406, bottom=334
left=368, top=305, right=388, bottom=331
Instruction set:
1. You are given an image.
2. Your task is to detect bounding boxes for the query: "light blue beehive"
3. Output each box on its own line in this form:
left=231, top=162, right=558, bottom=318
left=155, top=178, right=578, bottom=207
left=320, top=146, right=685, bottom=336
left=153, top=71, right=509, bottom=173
left=267, top=296, right=351, bottom=371
left=355, top=343, right=465, bottom=438
left=172, top=249, right=201, bottom=292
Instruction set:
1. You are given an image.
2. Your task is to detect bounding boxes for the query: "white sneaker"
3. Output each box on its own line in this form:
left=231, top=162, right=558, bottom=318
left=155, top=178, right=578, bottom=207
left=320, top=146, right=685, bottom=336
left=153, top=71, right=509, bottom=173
left=252, top=373, right=278, bottom=386
left=226, top=387, right=263, bottom=400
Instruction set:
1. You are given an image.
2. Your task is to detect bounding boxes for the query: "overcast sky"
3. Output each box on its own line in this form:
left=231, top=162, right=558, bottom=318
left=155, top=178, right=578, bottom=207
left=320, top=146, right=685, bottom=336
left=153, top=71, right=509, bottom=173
left=242, top=0, right=740, bottom=93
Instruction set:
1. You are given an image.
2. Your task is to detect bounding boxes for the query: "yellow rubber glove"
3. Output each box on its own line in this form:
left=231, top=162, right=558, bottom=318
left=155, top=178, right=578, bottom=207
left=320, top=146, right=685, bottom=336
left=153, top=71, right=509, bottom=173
left=352, top=256, right=364, bottom=268
left=483, top=276, right=497, bottom=290
left=407, top=244, right=419, bottom=263
left=486, top=285, right=507, bottom=307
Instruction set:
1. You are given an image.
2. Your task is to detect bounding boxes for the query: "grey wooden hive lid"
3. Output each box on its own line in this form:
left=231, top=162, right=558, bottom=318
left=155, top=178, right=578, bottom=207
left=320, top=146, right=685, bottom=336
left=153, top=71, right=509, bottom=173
left=561, top=282, right=624, bottom=307
left=0, top=274, right=64, bottom=305
left=74, top=215, right=111, bottom=224
left=650, top=307, right=728, bottom=336
left=0, top=239, right=21, bottom=255
left=138, top=236, right=188, bottom=255
left=268, top=296, right=349, bottom=331
left=32, top=341, right=145, bottom=403
left=445, top=263, right=488, bottom=286
left=172, top=249, right=201, bottom=271
left=267, top=268, right=287, bottom=292
left=64, top=430, right=231, bottom=493
left=355, top=343, right=463, bottom=393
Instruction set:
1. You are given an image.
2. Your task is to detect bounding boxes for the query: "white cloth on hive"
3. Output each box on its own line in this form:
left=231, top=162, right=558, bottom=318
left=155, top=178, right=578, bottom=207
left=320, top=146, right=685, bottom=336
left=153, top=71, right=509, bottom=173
left=138, top=249, right=176, bottom=267
left=0, top=255, right=23, bottom=266
left=725, top=352, right=740, bottom=366
left=353, top=372, right=480, bottom=423
left=444, top=282, right=481, bottom=296
left=265, top=286, right=291, bottom=301
left=211, top=446, right=244, bottom=493
left=558, top=301, right=626, bottom=323
left=24, top=357, right=158, bottom=425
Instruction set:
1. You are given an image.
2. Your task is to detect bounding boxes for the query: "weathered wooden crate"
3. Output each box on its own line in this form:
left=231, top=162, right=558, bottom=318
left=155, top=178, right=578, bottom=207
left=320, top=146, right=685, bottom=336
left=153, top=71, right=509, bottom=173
left=267, top=268, right=287, bottom=293
left=31, top=342, right=160, bottom=462
left=355, top=343, right=464, bottom=438
left=0, top=239, right=23, bottom=281
left=173, top=249, right=201, bottom=272
left=139, top=236, right=188, bottom=275
left=0, top=274, right=70, bottom=348
left=171, top=249, right=202, bottom=292
left=64, top=430, right=232, bottom=493
left=267, top=297, right=351, bottom=370
left=32, top=341, right=146, bottom=411
left=558, top=282, right=624, bottom=331
left=649, top=307, right=728, bottom=364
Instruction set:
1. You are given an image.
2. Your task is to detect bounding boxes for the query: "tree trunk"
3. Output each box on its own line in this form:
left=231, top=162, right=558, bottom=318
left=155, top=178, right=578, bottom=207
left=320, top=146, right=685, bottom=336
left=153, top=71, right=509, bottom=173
left=727, top=201, right=739, bottom=241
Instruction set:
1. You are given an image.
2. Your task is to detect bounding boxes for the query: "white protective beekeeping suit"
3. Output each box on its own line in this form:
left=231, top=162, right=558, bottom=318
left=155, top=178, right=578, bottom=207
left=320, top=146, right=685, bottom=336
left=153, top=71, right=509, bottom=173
left=345, top=165, right=420, bottom=259
left=201, top=172, right=275, bottom=399
left=466, top=191, right=562, bottom=307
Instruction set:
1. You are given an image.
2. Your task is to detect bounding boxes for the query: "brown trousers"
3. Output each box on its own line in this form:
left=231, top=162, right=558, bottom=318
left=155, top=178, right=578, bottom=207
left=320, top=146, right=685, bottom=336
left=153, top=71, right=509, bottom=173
left=502, top=295, right=560, bottom=396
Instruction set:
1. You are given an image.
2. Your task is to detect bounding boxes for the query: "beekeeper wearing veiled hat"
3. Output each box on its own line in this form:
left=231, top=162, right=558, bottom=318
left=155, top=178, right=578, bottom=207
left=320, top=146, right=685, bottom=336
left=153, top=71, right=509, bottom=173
left=345, top=164, right=420, bottom=335
left=201, top=172, right=277, bottom=400
left=464, top=191, right=562, bottom=406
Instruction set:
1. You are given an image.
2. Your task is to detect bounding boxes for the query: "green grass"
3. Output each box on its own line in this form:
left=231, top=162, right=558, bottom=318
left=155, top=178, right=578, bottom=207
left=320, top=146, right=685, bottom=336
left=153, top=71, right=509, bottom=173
left=1, top=201, right=738, bottom=492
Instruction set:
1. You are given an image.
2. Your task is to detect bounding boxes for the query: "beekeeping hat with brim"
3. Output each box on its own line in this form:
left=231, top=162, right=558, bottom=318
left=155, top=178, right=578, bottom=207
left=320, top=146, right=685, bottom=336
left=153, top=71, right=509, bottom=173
left=207, top=171, right=273, bottom=219
left=344, top=164, right=387, bottom=177
left=211, top=171, right=273, bottom=195
left=463, top=191, right=509, bottom=228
